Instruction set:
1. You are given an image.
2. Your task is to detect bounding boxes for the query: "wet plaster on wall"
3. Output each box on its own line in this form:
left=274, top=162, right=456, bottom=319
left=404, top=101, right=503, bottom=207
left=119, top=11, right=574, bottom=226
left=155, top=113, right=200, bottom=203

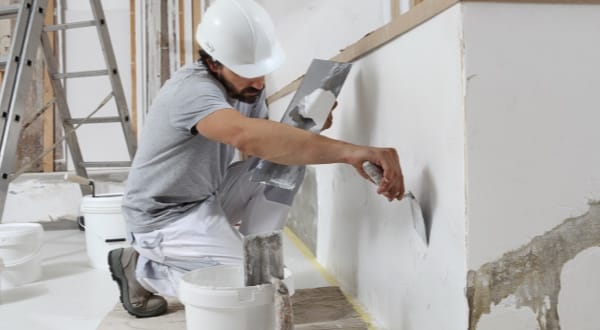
left=467, top=200, right=600, bottom=330
left=287, top=166, right=318, bottom=254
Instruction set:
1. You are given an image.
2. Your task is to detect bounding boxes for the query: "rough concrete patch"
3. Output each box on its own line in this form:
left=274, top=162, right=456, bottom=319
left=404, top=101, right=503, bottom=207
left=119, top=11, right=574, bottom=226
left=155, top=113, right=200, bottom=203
left=467, top=201, right=600, bottom=330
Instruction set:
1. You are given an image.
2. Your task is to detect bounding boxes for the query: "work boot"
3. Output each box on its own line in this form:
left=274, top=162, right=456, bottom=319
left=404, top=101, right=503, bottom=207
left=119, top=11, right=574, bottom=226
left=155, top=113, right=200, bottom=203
left=108, top=247, right=168, bottom=318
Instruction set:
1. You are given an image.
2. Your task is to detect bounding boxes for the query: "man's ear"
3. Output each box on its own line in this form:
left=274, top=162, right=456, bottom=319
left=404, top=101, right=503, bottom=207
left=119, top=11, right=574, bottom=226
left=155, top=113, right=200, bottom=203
left=206, top=59, right=221, bottom=74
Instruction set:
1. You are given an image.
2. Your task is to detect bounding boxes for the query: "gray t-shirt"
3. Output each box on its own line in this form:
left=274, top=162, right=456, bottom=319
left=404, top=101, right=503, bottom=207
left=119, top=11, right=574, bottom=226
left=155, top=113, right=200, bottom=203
left=122, top=62, right=267, bottom=233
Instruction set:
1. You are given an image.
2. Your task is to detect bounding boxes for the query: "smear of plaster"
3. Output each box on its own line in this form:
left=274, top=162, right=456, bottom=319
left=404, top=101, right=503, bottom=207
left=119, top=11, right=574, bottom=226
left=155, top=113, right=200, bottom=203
left=467, top=201, right=600, bottom=330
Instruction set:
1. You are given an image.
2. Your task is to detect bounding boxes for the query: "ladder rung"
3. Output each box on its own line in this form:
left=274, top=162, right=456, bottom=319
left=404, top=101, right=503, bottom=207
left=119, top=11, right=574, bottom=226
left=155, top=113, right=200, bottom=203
left=81, top=161, right=132, bottom=168
left=44, top=20, right=97, bottom=32
left=53, top=70, right=108, bottom=79
left=67, top=117, right=122, bottom=125
left=0, top=4, right=19, bottom=19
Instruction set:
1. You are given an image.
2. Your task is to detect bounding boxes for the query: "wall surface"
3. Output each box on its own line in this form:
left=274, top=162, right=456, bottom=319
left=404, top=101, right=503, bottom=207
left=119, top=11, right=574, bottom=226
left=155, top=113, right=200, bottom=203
left=257, top=0, right=391, bottom=96
left=268, top=5, right=468, bottom=329
left=463, top=3, right=600, bottom=329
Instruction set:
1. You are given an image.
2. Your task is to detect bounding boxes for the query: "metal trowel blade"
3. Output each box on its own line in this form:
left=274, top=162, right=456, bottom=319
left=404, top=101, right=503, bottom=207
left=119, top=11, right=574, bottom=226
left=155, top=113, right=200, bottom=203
left=404, top=192, right=428, bottom=245
left=362, top=161, right=429, bottom=245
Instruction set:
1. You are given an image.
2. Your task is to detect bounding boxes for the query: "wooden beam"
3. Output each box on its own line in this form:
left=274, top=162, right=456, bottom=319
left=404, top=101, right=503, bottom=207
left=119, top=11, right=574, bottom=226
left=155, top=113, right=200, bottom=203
left=160, top=0, right=169, bottom=85
left=391, top=0, right=401, bottom=19
left=130, top=0, right=137, bottom=135
left=42, top=0, right=55, bottom=172
left=192, top=0, right=201, bottom=61
left=178, top=0, right=185, bottom=66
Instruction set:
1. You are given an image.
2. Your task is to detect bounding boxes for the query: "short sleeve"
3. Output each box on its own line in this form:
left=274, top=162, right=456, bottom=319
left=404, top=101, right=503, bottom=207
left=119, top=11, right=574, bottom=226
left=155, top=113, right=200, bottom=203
left=169, top=76, right=232, bottom=134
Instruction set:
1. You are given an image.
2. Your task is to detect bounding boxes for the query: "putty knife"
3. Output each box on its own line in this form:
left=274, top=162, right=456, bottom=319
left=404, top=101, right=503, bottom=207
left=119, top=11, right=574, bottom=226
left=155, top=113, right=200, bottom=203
left=362, top=161, right=428, bottom=245
left=243, top=231, right=293, bottom=330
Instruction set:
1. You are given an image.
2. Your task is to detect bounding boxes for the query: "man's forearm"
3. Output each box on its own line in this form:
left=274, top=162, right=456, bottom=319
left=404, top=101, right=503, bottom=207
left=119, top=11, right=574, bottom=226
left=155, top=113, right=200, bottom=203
left=235, top=117, right=358, bottom=166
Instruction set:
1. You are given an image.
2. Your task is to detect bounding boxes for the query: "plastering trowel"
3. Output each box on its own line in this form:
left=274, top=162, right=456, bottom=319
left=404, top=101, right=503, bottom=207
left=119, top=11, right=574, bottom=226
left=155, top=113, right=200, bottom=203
left=362, top=161, right=428, bottom=245
left=250, top=59, right=352, bottom=191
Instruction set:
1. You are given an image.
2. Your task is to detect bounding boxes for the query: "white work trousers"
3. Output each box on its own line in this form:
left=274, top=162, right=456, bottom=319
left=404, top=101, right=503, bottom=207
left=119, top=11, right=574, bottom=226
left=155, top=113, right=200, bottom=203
left=130, top=159, right=303, bottom=297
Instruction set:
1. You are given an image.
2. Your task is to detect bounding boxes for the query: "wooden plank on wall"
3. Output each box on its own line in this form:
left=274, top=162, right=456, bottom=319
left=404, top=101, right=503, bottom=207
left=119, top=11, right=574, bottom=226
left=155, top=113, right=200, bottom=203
left=267, top=0, right=461, bottom=104
left=42, top=0, right=55, bottom=172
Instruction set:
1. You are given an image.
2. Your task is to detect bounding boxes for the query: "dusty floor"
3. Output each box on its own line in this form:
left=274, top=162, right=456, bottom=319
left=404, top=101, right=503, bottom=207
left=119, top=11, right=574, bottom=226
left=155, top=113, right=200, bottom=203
left=0, top=222, right=360, bottom=329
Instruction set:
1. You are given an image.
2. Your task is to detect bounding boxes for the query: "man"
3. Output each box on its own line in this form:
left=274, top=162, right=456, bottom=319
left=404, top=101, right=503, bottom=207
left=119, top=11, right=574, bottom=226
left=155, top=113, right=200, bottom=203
left=108, top=0, right=404, bottom=318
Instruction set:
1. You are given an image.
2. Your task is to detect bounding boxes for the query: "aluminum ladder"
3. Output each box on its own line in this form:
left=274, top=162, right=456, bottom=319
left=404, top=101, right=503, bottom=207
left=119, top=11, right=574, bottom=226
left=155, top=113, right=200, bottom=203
left=0, top=0, right=137, bottom=222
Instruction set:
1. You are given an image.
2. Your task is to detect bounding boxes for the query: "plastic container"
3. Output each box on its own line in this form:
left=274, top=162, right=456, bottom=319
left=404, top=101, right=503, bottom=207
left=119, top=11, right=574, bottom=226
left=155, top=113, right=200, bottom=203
left=179, top=264, right=294, bottom=330
left=0, top=257, right=4, bottom=300
left=80, top=194, right=129, bottom=269
left=0, top=223, right=43, bottom=288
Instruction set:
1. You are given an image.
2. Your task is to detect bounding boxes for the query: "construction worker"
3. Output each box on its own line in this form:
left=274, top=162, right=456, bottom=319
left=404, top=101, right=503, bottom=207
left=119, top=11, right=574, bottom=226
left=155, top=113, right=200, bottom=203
left=108, top=0, right=404, bottom=318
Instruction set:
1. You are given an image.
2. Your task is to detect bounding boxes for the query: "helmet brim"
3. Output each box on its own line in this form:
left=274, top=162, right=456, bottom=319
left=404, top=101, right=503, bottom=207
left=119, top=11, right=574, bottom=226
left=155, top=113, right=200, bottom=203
left=225, top=43, right=285, bottom=79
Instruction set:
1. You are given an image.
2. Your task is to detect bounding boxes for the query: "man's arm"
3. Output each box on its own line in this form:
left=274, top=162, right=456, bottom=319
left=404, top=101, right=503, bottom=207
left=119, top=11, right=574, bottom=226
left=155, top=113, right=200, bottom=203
left=196, top=108, right=405, bottom=201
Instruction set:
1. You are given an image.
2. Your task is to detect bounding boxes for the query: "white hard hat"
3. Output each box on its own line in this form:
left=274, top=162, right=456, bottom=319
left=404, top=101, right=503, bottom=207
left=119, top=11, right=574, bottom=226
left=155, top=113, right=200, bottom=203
left=196, top=0, right=284, bottom=78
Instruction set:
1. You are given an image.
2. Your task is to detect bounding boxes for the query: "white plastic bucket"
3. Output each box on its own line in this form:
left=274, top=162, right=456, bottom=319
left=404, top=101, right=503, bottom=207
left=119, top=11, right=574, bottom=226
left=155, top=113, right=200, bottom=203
left=179, top=264, right=294, bottom=330
left=0, top=223, right=43, bottom=289
left=80, top=194, right=129, bottom=269
left=0, top=257, right=4, bottom=300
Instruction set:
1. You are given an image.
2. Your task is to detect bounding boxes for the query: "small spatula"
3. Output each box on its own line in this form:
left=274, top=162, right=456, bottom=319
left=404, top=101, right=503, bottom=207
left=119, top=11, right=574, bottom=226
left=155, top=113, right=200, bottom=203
left=362, top=161, right=428, bottom=245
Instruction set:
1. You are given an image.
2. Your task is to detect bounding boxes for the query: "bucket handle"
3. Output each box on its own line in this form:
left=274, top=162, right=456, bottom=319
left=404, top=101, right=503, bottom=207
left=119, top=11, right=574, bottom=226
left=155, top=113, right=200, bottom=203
left=3, top=244, right=42, bottom=268
left=78, top=216, right=127, bottom=244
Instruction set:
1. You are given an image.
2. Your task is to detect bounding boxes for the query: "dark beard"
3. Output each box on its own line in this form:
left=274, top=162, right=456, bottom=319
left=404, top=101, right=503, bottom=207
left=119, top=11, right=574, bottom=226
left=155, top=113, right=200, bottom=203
left=217, top=73, right=263, bottom=104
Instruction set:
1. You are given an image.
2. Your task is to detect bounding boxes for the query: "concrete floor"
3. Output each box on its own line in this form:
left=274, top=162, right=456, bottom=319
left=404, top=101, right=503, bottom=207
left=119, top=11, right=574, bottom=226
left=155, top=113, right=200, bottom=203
left=0, top=223, right=331, bottom=330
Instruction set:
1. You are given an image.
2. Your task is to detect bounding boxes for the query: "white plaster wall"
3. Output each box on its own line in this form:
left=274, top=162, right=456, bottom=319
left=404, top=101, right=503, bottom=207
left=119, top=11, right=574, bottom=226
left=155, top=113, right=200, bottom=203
left=257, top=0, right=391, bottom=95
left=463, top=2, right=600, bottom=328
left=63, top=0, right=132, bottom=168
left=558, top=247, right=600, bottom=330
left=463, top=2, right=600, bottom=269
left=269, top=5, right=468, bottom=329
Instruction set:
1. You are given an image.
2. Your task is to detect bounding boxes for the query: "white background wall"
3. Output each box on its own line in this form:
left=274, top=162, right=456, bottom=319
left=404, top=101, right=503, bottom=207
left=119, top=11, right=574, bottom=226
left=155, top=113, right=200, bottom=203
left=267, top=4, right=468, bottom=329
left=463, top=3, right=600, bottom=328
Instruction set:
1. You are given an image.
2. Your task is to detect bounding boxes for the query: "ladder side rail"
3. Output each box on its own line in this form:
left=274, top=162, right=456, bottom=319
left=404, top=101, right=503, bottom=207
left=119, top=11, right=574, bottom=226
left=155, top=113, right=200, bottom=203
left=0, top=0, right=49, bottom=219
left=0, top=1, right=34, bottom=140
left=40, top=31, right=91, bottom=195
left=88, top=0, right=137, bottom=158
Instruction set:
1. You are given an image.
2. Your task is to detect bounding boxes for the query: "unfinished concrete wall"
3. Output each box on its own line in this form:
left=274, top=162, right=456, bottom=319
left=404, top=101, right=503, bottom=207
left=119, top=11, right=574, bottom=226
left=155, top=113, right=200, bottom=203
left=463, top=3, right=600, bottom=330
left=268, top=4, right=468, bottom=329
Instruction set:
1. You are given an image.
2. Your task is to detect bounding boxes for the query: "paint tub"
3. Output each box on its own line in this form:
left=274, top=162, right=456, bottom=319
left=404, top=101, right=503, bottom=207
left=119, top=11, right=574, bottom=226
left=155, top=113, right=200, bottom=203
left=0, top=257, right=4, bottom=300
left=179, top=265, right=294, bottom=330
left=80, top=194, right=129, bottom=269
left=0, top=223, right=43, bottom=289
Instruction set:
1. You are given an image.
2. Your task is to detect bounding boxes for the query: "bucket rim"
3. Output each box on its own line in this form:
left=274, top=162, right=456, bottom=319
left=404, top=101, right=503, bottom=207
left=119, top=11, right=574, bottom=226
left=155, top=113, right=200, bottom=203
left=178, top=264, right=294, bottom=309
left=180, top=264, right=257, bottom=290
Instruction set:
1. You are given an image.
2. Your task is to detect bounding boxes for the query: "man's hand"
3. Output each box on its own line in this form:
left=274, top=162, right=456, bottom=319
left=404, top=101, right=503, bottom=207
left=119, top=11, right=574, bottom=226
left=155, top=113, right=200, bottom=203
left=321, top=101, right=338, bottom=131
left=348, top=146, right=404, bottom=202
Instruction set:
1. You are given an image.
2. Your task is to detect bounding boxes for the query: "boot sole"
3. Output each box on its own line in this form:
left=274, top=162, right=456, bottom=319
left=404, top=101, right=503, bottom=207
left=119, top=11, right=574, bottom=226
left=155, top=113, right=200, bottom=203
left=108, top=249, right=168, bottom=318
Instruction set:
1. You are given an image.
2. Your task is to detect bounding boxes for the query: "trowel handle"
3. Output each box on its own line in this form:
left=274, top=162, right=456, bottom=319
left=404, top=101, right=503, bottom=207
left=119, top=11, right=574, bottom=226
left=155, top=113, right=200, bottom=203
left=64, top=173, right=93, bottom=186
left=362, top=161, right=383, bottom=185
left=363, top=161, right=414, bottom=200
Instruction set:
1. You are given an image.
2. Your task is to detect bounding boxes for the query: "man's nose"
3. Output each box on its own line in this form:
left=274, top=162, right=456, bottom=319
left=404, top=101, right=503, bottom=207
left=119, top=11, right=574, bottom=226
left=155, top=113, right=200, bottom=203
left=250, top=77, right=265, bottom=90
